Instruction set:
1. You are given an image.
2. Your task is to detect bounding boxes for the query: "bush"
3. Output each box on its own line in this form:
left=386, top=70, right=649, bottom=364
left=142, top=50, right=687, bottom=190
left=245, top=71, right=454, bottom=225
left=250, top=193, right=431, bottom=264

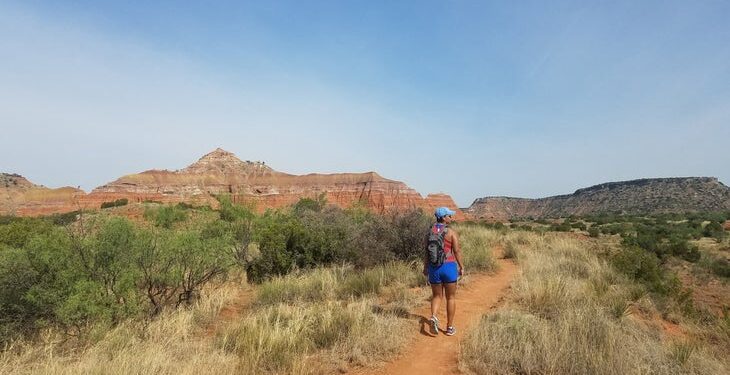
left=612, top=246, right=667, bottom=294
left=549, top=223, right=572, bottom=232
left=665, top=238, right=701, bottom=262
left=144, top=205, right=188, bottom=228
left=571, top=222, right=587, bottom=231
left=49, top=210, right=80, bottom=226
left=291, top=193, right=327, bottom=215
left=0, top=218, right=54, bottom=248
left=100, top=198, right=128, bottom=209
left=588, top=227, right=600, bottom=238
left=0, top=245, right=38, bottom=343
left=703, top=221, right=726, bottom=241
left=246, top=202, right=430, bottom=283
left=247, top=211, right=335, bottom=283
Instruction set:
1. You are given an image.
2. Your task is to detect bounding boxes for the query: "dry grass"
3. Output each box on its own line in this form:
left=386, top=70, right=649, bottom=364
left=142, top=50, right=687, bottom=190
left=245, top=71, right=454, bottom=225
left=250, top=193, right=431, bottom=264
left=0, top=262, right=425, bottom=375
left=217, top=299, right=409, bottom=374
left=0, top=226, right=502, bottom=374
left=230, top=261, right=425, bottom=373
left=461, top=230, right=729, bottom=375
left=0, top=281, right=243, bottom=375
left=457, top=224, right=501, bottom=272
left=255, top=261, right=422, bottom=306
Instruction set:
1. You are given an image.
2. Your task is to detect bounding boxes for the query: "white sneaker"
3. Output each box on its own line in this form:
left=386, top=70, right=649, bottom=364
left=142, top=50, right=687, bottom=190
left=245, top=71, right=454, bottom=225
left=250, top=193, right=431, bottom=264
left=430, top=316, right=439, bottom=335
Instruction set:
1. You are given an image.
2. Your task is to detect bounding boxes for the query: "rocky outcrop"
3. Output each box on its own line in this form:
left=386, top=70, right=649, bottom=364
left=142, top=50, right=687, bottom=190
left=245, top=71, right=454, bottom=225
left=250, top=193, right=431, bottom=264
left=423, top=193, right=466, bottom=220
left=77, top=148, right=462, bottom=217
left=467, top=177, right=730, bottom=221
left=1, top=173, right=83, bottom=216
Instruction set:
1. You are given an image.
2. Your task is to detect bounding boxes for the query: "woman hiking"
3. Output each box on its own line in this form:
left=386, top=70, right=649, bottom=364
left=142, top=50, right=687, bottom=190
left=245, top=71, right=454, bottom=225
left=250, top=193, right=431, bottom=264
left=423, top=206, right=464, bottom=336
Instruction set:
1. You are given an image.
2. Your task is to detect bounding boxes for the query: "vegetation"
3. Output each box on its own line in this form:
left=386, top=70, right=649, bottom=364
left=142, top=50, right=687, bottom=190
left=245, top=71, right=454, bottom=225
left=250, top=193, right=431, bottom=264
left=461, top=231, right=728, bottom=374
left=0, top=196, right=431, bottom=347
left=1, top=202, right=727, bottom=374
left=0, top=198, right=499, bottom=374
left=100, top=198, right=129, bottom=209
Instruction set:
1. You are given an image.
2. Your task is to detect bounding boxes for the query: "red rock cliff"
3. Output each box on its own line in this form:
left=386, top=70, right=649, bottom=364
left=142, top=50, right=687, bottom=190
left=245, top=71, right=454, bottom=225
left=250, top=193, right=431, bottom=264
left=78, top=149, right=463, bottom=217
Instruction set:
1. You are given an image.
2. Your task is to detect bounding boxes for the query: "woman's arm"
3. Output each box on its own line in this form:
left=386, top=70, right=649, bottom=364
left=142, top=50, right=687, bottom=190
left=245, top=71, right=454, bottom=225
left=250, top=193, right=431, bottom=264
left=422, top=236, right=429, bottom=276
left=451, top=231, right=464, bottom=276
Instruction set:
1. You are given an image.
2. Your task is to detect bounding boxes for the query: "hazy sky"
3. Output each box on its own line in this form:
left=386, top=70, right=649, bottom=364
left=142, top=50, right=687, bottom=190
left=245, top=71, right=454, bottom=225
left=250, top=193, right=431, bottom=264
left=1, top=1, right=728, bottom=207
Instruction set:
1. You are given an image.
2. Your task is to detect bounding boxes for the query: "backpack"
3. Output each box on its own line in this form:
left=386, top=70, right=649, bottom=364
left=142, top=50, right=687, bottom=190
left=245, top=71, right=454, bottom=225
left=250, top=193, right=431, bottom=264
left=427, top=225, right=448, bottom=267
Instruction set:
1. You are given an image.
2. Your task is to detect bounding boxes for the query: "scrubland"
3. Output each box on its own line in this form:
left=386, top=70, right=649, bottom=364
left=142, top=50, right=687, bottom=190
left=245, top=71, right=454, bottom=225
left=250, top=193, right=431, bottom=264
left=461, top=230, right=729, bottom=375
left=1, top=203, right=728, bottom=374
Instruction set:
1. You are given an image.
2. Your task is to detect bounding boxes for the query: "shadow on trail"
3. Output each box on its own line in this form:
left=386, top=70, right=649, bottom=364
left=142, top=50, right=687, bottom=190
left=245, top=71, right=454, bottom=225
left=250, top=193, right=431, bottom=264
left=415, top=314, right=437, bottom=337
left=370, top=304, right=437, bottom=337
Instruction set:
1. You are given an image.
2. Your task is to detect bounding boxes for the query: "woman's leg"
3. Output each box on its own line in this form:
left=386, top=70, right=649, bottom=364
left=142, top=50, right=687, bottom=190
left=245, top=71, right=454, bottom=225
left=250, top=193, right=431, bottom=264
left=444, top=282, right=457, bottom=328
left=430, top=283, right=443, bottom=319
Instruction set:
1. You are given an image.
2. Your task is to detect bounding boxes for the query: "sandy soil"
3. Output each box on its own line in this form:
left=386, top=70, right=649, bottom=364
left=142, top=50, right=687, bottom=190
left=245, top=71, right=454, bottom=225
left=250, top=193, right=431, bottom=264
left=358, top=252, right=518, bottom=375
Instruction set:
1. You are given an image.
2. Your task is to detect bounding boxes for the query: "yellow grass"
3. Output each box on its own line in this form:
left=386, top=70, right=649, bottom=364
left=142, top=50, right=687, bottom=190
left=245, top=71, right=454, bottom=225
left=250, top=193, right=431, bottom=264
left=0, top=282, right=242, bottom=375
left=456, top=223, right=501, bottom=272
left=461, top=230, right=729, bottom=375
left=0, top=226, right=499, bottom=374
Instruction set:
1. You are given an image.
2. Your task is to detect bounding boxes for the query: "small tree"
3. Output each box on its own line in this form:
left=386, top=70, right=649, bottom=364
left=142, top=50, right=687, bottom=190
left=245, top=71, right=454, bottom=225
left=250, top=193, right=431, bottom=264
left=292, top=193, right=328, bottom=215
left=168, top=230, right=231, bottom=306
left=217, top=196, right=256, bottom=267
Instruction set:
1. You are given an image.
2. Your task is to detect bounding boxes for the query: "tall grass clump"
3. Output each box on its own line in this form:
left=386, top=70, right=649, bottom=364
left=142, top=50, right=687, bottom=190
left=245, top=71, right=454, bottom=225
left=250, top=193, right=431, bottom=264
left=255, top=262, right=421, bottom=306
left=229, top=261, right=423, bottom=373
left=256, top=266, right=347, bottom=305
left=0, top=283, right=242, bottom=375
left=461, top=232, right=728, bottom=375
left=457, top=223, right=500, bottom=272
left=218, top=299, right=409, bottom=374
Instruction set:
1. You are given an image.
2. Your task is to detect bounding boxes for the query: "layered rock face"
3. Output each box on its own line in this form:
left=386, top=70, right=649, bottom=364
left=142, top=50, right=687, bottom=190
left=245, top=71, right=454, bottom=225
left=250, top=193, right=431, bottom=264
left=467, top=177, right=730, bottom=221
left=79, top=148, right=462, bottom=216
left=423, top=193, right=466, bottom=220
left=1, top=173, right=83, bottom=216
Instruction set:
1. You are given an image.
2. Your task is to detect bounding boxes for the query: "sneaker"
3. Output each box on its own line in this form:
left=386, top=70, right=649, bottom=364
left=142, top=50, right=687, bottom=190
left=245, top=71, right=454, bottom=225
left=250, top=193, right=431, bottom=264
left=445, top=326, right=456, bottom=336
left=430, top=316, right=439, bottom=335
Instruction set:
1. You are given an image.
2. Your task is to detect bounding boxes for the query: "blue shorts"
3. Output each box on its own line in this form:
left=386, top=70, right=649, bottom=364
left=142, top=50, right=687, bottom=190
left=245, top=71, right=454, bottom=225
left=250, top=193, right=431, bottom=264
left=428, top=261, right=458, bottom=284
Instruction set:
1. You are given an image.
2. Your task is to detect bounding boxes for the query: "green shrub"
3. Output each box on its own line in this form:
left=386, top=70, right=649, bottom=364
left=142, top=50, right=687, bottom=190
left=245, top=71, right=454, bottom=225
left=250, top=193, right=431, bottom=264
left=588, top=227, right=600, bottom=238
left=291, top=193, right=327, bottom=215
left=700, top=256, right=730, bottom=278
left=549, top=223, right=571, bottom=232
left=703, top=221, right=726, bottom=241
left=49, top=210, right=80, bottom=226
left=100, top=198, right=128, bottom=209
left=0, top=245, right=38, bottom=343
left=664, top=238, right=700, bottom=262
left=0, top=218, right=54, bottom=248
left=145, top=205, right=188, bottom=228
left=612, top=246, right=667, bottom=294
left=176, top=202, right=194, bottom=210
left=571, top=222, right=587, bottom=231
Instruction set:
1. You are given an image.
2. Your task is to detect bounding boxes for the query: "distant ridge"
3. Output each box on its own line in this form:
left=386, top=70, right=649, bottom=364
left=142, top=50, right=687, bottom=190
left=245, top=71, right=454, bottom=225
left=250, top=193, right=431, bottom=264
left=0, top=173, right=83, bottom=216
left=466, top=177, right=730, bottom=220
left=1, top=149, right=463, bottom=218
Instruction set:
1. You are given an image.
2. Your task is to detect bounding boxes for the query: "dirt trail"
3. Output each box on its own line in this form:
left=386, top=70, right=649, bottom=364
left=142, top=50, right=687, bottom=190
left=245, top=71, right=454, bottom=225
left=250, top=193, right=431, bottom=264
left=360, top=253, right=518, bottom=375
left=202, top=286, right=254, bottom=338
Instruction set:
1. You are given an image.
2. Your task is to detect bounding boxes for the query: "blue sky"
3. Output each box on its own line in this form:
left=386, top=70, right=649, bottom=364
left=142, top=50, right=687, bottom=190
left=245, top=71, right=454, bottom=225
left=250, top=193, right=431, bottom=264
left=1, top=1, right=728, bottom=207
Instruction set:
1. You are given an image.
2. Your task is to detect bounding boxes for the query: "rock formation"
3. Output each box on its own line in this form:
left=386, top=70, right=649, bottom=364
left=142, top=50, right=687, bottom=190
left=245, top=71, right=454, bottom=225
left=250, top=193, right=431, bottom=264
left=1, top=173, right=83, bottom=216
left=466, top=177, right=730, bottom=221
left=77, top=148, right=463, bottom=217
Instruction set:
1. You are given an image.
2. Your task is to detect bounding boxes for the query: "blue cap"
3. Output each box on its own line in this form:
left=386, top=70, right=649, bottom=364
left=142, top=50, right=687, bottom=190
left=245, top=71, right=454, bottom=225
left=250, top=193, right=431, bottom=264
left=434, top=207, right=456, bottom=219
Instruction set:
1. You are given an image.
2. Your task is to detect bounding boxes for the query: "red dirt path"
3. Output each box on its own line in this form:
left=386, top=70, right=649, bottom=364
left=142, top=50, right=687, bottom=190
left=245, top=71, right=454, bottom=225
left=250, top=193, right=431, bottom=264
left=358, top=252, right=518, bottom=375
